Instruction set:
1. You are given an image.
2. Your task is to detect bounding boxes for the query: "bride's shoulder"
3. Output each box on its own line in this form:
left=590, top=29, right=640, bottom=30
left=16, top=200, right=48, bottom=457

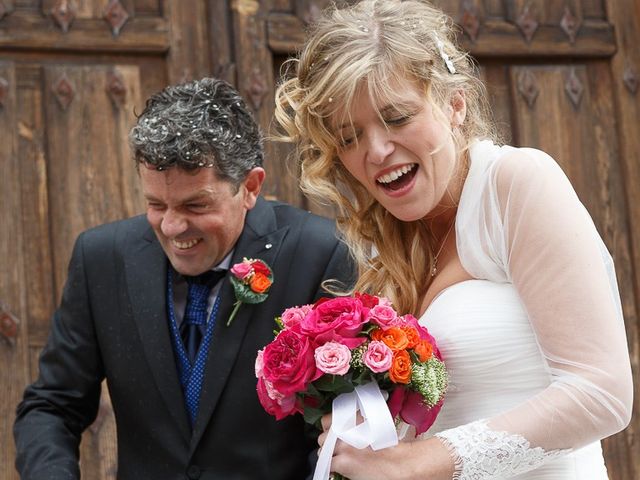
left=490, top=145, right=567, bottom=193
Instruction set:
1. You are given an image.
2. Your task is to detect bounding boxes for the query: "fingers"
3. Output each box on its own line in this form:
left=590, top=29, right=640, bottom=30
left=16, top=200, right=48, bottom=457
left=318, top=430, right=327, bottom=448
left=321, top=413, right=332, bottom=431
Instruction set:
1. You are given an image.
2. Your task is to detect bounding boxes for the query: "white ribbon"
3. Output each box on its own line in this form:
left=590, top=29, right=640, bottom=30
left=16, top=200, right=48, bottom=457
left=313, top=382, right=398, bottom=480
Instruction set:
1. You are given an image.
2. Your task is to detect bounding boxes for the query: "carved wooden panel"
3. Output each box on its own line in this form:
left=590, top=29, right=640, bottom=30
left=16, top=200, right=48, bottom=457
left=43, top=65, right=144, bottom=299
left=0, top=0, right=167, bottom=52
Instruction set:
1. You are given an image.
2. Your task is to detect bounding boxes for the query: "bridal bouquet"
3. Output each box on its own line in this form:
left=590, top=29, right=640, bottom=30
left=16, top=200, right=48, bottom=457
left=255, top=293, right=448, bottom=454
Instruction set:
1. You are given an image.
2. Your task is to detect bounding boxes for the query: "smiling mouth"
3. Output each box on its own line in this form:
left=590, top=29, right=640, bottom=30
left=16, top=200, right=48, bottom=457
left=376, top=164, right=417, bottom=191
left=172, top=238, right=201, bottom=250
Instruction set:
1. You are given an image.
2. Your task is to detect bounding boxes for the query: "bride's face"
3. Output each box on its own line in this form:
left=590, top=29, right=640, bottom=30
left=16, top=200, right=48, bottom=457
left=333, top=78, right=466, bottom=222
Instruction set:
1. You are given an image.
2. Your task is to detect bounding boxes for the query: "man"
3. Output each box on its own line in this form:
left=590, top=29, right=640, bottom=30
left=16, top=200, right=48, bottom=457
left=14, top=78, right=353, bottom=479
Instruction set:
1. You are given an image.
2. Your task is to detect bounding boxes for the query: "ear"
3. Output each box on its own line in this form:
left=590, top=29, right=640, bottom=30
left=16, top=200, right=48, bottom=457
left=241, top=167, right=266, bottom=209
left=449, top=90, right=467, bottom=127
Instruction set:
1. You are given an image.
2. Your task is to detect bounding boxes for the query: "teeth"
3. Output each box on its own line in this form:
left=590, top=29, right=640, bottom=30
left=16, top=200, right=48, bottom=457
left=377, top=164, right=415, bottom=184
left=172, top=238, right=200, bottom=249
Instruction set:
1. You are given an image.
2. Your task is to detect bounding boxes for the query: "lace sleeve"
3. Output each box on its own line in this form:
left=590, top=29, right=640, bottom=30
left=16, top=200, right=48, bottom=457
left=435, top=420, right=565, bottom=479
left=433, top=146, right=632, bottom=478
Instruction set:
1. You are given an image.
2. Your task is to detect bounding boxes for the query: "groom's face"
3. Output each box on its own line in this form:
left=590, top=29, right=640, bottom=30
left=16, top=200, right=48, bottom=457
left=140, top=165, right=263, bottom=276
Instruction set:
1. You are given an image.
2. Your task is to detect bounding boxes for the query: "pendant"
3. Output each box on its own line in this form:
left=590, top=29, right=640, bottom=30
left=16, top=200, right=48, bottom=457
left=431, top=264, right=437, bottom=277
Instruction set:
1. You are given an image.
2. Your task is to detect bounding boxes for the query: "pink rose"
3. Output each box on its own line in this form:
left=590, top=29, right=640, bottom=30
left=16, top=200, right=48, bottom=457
left=256, top=377, right=300, bottom=420
left=230, top=260, right=253, bottom=280
left=363, top=341, right=393, bottom=373
left=299, top=297, right=368, bottom=348
left=255, top=349, right=264, bottom=377
left=261, top=329, right=319, bottom=396
left=281, top=304, right=312, bottom=329
left=314, top=341, right=352, bottom=375
left=368, top=304, right=398, bottom=329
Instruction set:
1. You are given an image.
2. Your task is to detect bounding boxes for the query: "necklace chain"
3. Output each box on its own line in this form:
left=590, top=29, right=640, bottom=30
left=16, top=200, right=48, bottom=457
left=430, top=219, right=455, bottom=277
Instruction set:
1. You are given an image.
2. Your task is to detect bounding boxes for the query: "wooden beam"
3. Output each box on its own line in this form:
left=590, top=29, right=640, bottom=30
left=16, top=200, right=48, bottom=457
left=267, top=13, right=616, bottom=58
left=0, top=11, right=168, bottom=53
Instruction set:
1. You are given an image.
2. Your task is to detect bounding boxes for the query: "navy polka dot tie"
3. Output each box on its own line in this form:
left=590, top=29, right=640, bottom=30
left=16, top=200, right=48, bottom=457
left=181, top=270, right=225, bottom=364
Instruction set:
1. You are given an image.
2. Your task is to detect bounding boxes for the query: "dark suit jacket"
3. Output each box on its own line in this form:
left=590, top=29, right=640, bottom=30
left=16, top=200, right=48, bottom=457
left=14, top=197, right=354, bottom=480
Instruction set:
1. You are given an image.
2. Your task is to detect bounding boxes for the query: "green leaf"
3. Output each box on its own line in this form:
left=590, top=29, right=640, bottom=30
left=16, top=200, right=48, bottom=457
left=305, top=382, right=321, bottom=398
left=303, top=405, right=325, bottom=428
left=313, top=375, right=355, bottom=395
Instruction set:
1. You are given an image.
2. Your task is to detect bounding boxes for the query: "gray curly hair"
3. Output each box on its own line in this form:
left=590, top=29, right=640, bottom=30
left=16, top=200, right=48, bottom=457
left=129, top=77, right=263, bottom=189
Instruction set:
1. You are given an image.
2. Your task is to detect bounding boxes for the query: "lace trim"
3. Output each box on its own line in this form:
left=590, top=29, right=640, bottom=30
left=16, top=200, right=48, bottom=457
left=434, top=420, right=567, bottom=480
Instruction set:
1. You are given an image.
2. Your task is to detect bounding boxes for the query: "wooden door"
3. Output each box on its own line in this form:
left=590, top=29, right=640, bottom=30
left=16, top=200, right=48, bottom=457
left=0, top=1, right=215, bottom=478
left=1, top=1, right=638, bottom=479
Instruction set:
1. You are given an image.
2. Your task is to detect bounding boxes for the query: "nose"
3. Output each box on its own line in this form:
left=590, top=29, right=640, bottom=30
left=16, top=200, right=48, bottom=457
left=160, top=209, right=188, bottom=238
left=366, top=128, right=394, bottom=165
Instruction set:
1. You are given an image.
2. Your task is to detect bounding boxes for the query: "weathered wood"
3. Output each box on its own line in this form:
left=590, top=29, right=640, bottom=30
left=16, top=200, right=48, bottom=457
left=15, top=66, right=57, bottom=347
left=604, top=0, right=640, bottom=476
left=582, top=0, right=607, bottom=19
left=267, top=12, right=615, bottom=57
left=232, top=0, right=299, bottom=205
left=0, top=10, right=169, bottom=53
left=165, top=0, right=211, bottom=83
left=42, top=66, right=143, bottom=298
left=208, top=0, right=235, bottom=85
left=0, top=60, right=25, bottom=480
left=480, top=64, right=513, bottom=144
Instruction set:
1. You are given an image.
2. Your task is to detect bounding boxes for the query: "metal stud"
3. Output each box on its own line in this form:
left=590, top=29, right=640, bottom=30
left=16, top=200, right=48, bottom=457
left=517, top=69, right=539, bottom=108
left=52, top=74, right=75, bottom=110
left=623, top=64, right=639, bottom=95
left=516, top=5, right=538, bottom=44
left=461, top=1, right=480, bottom=43
left=564, top=68, right=584, bottom=108
left=103, top=0, right=129, bottom=36
left=51, top=0, right=76, bottom=33
left=560, top=6, right=580, bottom=44
left=106, top=71, right=126, bottom=106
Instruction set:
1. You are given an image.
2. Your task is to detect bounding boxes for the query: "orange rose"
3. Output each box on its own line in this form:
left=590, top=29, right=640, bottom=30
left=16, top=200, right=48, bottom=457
left=401, top=326, right=420, bottom=349
left=370, top=328, right=384, bottom=341
left=250, top=272, right=272, bottom=294
left=389, top=350, right=411, bottom=384
left=379, top=327, right=409, bottom=351
left=414, top=340, right=433, bottom=362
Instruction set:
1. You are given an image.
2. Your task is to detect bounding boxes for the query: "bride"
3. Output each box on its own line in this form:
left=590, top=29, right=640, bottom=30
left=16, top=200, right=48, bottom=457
left=274, top=0, right=633, bottom=478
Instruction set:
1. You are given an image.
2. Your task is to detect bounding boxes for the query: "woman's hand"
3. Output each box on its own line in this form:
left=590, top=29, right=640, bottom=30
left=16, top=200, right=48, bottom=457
left=318, top=414, right=456, bottom=480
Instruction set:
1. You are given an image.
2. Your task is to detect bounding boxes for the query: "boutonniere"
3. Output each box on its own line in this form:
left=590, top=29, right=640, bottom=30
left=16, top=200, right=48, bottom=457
left=227, top=258, right=274, bottom=326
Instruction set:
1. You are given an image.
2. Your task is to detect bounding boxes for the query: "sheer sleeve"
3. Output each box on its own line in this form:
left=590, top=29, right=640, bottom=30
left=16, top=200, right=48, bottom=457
left=434, top=144, right=633, bottom=478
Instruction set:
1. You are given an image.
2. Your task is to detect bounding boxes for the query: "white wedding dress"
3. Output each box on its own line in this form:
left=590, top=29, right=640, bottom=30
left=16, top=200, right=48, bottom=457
left=417, top=140, right=633, bottom=479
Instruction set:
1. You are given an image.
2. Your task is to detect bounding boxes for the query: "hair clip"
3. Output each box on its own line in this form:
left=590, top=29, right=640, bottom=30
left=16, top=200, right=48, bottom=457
left=432, top=33, right=456, bottom=74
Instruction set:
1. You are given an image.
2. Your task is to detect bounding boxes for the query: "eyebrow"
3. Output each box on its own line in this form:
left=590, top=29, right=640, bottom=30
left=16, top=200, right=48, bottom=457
left=144, top=190, right=213, bottom=203
left=335, top=101, right=420, bottom=130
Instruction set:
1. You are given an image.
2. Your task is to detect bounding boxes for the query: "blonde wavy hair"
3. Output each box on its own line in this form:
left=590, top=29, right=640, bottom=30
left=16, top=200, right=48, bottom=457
left=274, top=0, right=497, bottom=315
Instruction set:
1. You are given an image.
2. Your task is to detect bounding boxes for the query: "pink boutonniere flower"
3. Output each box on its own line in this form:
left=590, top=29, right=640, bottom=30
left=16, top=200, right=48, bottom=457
left=227, top=258, right=273, bottom=326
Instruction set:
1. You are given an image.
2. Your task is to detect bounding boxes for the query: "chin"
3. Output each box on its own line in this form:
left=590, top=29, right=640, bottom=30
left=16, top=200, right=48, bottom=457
left=383, top=205, right=431, bottom=223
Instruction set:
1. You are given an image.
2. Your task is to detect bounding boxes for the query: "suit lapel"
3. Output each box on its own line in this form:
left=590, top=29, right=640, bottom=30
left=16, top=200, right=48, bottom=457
left=191, top=198, right=288, bottom=448
left=125, top=224, right=191, bottom=442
